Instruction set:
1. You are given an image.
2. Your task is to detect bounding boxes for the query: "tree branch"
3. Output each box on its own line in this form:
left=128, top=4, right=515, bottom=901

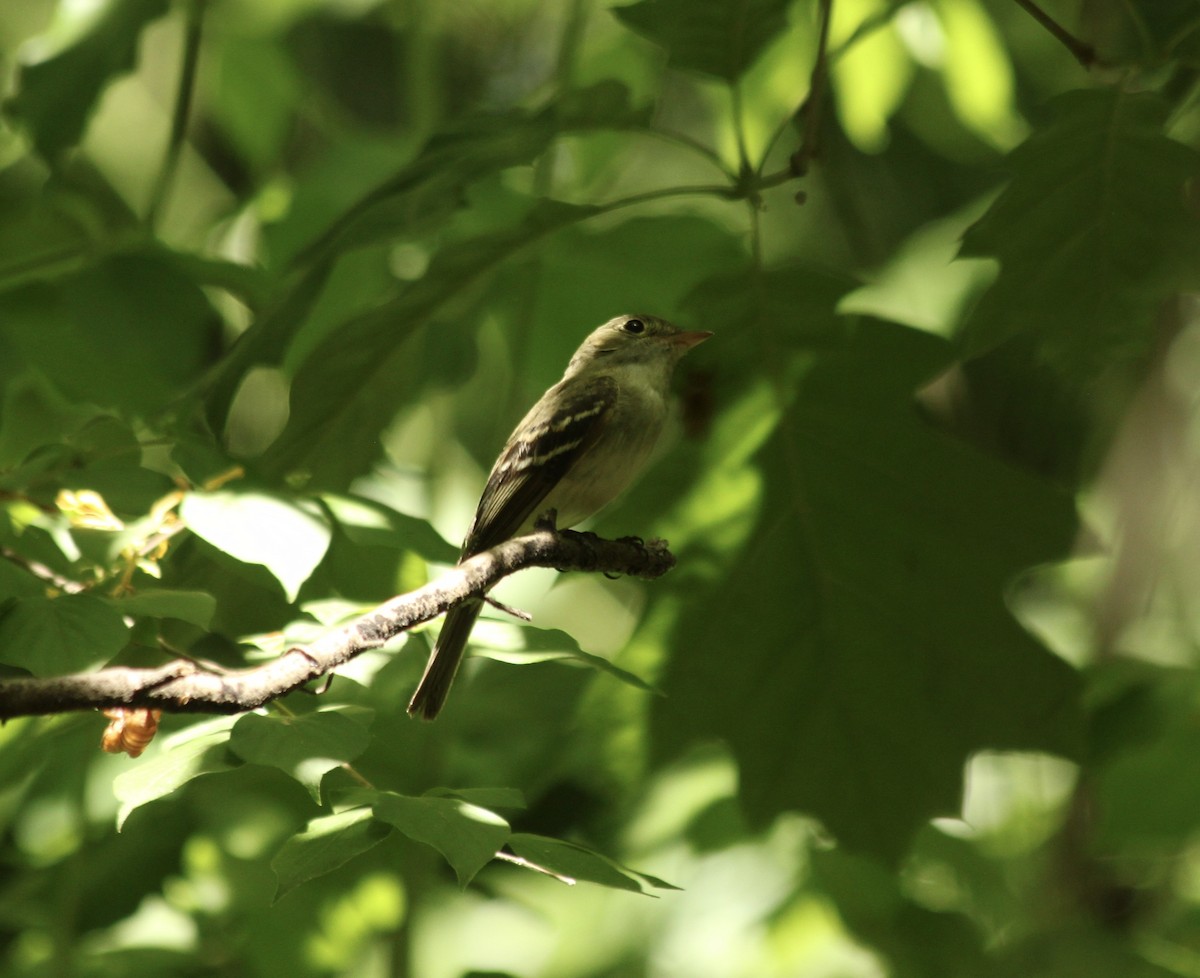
left=0, top=530, right=675, bottom=720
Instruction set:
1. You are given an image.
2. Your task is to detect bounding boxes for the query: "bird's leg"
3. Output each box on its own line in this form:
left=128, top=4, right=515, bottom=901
left=533, top=508, right=559, bottom=532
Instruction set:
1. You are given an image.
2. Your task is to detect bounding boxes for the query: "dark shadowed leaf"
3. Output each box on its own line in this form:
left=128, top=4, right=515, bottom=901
left=0, top=593, right=129, bottom=675
left=614, top=0, right=791, bottom=81
left=961, top=89, right=1200, bottom=372
left=0, top=253, right=216, bottom=415
left=654, top=320, right=1082, bottom=861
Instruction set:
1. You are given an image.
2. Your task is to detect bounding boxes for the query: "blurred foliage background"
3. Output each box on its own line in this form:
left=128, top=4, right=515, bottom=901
left=2, top=0, right=1200, bottom=975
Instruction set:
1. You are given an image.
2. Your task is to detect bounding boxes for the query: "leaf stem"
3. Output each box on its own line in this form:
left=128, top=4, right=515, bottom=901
left=1012, top=0, right=1100, bottom=69
left=646, top=127, right=737, bottom=178
left=534, top=0, right=589, bottom=198
left=146, top=0, right=205, bottom=230
left=791, top=0, right=834, bottom=177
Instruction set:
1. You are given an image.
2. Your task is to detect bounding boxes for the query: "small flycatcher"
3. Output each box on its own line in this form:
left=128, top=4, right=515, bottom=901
left=408, top=314, right=711, bottom=719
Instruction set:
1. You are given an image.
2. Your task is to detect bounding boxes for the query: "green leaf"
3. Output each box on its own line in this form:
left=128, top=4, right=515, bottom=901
left=507, top=833, right=677, bottom=893
left=961, top=89, right=1200, bottom=371
left=271, top=807, right=393, bottom=900
left=260, top=199, right=598, bottom=489
left=8, top=0, right=170, bottom=161
left=0, top=193, right=97, bottom=296
left=372, top=791, right=510, bottom=886
left=481, top=626, right=657, bottom=693
left=292, top=82, right=649, bottom=269
left=654, top=320, right=1083, bottom=861
left=0, top=559, right=43, bottom=601
left=424, top=786, right=527, bottom=810
left=812, top=847, right=993, bottom=976
left=614, top=0, right=791, bottom=81
left=180, top=491, right=332, bottom=602
left=0, top=254, right=218, bottom=415
left=680, top=263, right=854, bottom=381
left=0, top=373, right=96, bottom=469
left=204, top=82, right=648, bottom=432
left=107, top=589, right=216, bottom=628
left=113, top=716, right=240, bottom=829
left=521, top=214, right=749, bottom=377
left=1091, top=667, right=1200, bottom=845
left=321, top=493, right=458, bottom=564
left=229, top=709, right=372, bottom=803
left=206, top=33, right=302, bottom=177
left=0, top=593, right=129, bottom=676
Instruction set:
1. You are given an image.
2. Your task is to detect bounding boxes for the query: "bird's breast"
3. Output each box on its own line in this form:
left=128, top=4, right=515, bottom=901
left=539, top=383, right=667, bottom=529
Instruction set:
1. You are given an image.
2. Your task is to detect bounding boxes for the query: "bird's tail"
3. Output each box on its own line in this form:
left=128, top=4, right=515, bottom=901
left=407, top=598, right=483, bottom=720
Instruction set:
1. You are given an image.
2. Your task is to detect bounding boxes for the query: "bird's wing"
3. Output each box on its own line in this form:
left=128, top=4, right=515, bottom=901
left=462, top=375, right=617, bottom=556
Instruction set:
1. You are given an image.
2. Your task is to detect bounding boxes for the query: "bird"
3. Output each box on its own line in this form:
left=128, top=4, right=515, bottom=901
left=407, top=314, right=712, bottom=720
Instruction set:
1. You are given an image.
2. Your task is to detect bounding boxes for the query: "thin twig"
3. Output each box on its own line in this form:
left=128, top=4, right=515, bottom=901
left=791, top=0, right=835, bottom=179
left=146, top=0, right=205, bottom=228
left=493, top=851, right=577, bottom=885
left=1012, top=0, right=1100, bottom=69
left=533, top=0, right=589, bottom=198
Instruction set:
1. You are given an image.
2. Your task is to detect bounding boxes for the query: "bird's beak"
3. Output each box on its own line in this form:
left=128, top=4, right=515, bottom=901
left=671, top=330, right=713, bottom=351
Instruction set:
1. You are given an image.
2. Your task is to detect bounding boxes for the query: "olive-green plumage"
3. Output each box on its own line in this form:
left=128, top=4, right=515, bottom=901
left=408, top=315, right=710, bottom=720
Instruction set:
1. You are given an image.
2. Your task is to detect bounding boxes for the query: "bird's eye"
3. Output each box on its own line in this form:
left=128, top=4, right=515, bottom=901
left=623, top=319, right=645, bottom=334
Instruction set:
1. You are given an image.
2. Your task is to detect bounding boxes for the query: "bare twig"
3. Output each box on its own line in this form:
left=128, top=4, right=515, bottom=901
left=791, top=0, right=835, bottom=180
left=0, top=529, right=676, bottom=719
left=1012, top=0, right=1101, bottom=69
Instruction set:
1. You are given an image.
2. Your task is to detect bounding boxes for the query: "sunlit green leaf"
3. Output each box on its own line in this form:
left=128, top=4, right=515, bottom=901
left=507, top=833, right=677, bottom=893
left=373, top=791, right=510, bottom=886
left=424, top=786, right=527, bottom=810
left=321, top=493, right=457, bottom=564
left=230, top=709, right=372, bottom=803
left=180, top=491, right=332, bottom=602
left=271, top=807, right=393, bottom=900
left=830, top=0, right=914, bottom=152
left=481, top=626, right=657, bottom=693
left=107, top=589, right=216, bottom=627
left=934, top=0, right=1024, bottom=149
left=113, top=716, right=240, bottom=828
